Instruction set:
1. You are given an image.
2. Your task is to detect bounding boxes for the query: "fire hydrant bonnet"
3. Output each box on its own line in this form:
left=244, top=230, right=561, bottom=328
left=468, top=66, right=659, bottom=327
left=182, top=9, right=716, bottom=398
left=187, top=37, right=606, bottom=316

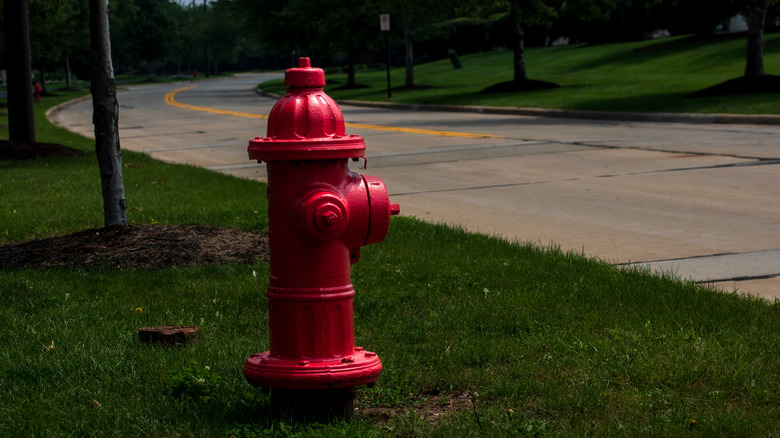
left=248, top=57, right=364, bottom=161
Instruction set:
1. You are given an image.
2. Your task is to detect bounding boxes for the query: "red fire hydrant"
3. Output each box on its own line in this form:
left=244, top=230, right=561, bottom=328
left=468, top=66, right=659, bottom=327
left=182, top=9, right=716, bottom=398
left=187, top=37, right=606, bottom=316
left=34, top=82, right=42, bottom=100
left=244, top=58, right=399, bottom=418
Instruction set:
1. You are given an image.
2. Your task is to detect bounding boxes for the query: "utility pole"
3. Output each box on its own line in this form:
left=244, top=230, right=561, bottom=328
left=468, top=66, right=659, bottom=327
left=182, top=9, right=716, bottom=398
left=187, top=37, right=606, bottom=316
left=3, top=0, right=36, bottom=143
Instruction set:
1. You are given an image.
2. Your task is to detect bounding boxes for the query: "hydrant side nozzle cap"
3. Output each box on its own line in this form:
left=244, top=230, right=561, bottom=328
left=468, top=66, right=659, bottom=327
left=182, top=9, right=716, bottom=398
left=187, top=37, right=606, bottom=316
left=285, top=57, right=326, bottom=88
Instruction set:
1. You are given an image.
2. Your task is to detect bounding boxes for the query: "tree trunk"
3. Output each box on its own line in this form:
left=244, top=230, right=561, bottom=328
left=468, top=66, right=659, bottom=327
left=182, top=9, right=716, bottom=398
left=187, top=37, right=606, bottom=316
left=745, top=0, right=770, bottom=76
left=346, top=51, right=356, bottom=87
left=510, top=0, right=527, bottom=83
left=39, top=67, right=48, bottom=94
left=402, top=10, right=418, bottom=89
left=65, top=55, right=73, bottom=89
left=89, top=0, right=128, bottom=227
left=3, top=0, right=36, bottom=143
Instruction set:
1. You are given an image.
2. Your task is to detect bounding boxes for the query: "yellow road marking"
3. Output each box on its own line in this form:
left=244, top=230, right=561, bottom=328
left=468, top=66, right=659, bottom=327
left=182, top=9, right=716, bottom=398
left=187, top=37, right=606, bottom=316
left=165, top=86, right=500, bottom=139
left=344, top=122, right=499, bottom=139
left=164, top=86, right=269, bottom=119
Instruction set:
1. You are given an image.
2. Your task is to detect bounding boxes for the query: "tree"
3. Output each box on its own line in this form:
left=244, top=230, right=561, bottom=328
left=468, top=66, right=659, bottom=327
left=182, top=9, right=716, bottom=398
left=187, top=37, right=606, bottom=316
left=385, top=0, right=456, bottom=89
left=481, top=0, right=559, bottom=93
left=745, top=0, right=772, bottom=76
left=27, top=0, right=88, bottom=93
left=688, top=0, right=780, bottom=97
left=316, top=0, right=378, bottom=88
left=89, top=0, right=128, bottom=227
left=208, top=0, right=245, bottom=75
left=112, top=0, right=177, bottom=78
left=3, top=0, right=36, bottom=143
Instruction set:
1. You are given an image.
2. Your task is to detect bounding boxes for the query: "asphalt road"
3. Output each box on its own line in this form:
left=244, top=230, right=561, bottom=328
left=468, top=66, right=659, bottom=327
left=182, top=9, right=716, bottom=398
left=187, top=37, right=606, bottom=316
left=49, top=73, right=780, bottom=300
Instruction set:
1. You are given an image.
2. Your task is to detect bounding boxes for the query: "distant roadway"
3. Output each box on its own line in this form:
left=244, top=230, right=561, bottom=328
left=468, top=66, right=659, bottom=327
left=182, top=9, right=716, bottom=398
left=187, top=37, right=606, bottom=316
left=49, top=73, right=780, bottom=300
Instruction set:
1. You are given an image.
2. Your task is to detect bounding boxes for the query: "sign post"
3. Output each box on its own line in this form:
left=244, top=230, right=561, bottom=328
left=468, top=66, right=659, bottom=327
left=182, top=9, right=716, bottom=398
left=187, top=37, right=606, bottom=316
left=380, top=14, right=391, bottom=98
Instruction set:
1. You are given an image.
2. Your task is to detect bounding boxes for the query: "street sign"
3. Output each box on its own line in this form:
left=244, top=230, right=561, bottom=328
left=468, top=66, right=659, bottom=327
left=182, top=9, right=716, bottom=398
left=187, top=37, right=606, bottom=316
left=380, top=14, right=390, bottom=32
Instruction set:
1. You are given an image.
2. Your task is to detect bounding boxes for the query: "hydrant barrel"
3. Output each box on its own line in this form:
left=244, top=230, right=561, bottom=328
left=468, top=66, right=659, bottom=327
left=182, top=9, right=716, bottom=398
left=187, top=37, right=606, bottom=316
left=244, top=58, right=398, bottom=398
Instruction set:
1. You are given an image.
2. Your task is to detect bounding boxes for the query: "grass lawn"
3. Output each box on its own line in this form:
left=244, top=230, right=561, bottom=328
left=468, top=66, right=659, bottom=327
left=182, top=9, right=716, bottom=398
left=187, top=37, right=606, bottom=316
left=1, top=82, right=779, bottom=435
left=262, top=33, right=780, bottom=115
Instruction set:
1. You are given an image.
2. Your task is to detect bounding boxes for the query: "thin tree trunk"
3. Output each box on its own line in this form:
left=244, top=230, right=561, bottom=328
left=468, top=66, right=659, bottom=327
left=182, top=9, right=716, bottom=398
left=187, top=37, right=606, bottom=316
left=39, top=67, right=48, bottom=94
left=89, top=0, right=128, bottom=227
left=402, top=10, right=418, bottom=89
left=510, top=0, right=527, bottom=83
left=347, top=51, right=356, bottom=87
left=65, top=55, right=73, bottom=89
left=745, top=0, right=770, bottom=76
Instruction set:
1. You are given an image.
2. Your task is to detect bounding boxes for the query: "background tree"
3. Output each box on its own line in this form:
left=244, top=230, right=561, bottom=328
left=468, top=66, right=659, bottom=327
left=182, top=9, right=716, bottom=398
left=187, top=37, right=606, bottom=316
left=234, top=0, right=317, bottom=67
left=90, top=0, right=128, bottom=227
left=26, top=0, right=89, bottom=92
left=688, top=0, right=780, bottom=97
left=113, top=0, right=177, bottom=79
left=380, top=0, right=458, bottom=89
left=208, top=0, right=245, bottom=75
left=477, top=0, right=559, bottom=93
left=315, top=0, right=378, bottom=88
left=745, top=0, right=772, bottom=76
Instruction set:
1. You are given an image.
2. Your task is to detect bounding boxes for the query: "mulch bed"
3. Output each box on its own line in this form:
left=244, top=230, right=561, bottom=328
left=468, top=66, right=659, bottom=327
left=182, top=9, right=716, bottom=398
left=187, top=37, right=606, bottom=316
left=2, top=140, right=268, bottom=271
left=0, top=224, right=269, bottom=271
left=0, top=139, right=84, bottom=160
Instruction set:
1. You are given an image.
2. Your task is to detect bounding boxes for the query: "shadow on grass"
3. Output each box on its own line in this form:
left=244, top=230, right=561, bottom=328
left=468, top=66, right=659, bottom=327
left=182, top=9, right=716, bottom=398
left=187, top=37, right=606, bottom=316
left=333, top=83, right=371, bottom=90
left=561, top=34, right=747, bottom=74
left=687, top=74, right=780, bottom=97
left=563, top=91, right=706, bottom=113
left=479, top=79, right=560, bottom=94
left=392, top=84, right=436, bottom=91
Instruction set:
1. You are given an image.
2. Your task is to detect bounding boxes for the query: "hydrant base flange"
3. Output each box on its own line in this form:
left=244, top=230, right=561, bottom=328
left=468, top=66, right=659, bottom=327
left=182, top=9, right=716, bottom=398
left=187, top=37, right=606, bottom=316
left=244, top=347, right=382, bottom=390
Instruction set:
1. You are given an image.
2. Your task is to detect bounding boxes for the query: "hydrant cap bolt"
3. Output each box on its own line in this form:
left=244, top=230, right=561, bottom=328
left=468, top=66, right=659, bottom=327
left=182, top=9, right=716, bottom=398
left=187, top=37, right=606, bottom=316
left=285, top=57, right=326, bottom=88
left=304, top=193, right=349, bottom=237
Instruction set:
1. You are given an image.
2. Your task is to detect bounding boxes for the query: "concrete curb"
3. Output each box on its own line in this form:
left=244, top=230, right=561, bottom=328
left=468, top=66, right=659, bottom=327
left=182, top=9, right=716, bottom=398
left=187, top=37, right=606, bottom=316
left=257, top=88, right=780, bottom=126
left=45, top=93, right=93, bottom=122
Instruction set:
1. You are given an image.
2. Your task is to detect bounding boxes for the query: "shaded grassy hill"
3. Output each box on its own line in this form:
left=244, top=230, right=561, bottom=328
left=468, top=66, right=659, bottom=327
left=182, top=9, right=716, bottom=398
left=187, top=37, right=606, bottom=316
left=262, top=33, right=780, bottom=115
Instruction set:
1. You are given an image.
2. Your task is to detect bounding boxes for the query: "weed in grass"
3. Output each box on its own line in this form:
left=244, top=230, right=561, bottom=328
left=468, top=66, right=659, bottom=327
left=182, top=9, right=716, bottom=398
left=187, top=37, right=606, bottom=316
left=167, top=361, right=222, bottom=401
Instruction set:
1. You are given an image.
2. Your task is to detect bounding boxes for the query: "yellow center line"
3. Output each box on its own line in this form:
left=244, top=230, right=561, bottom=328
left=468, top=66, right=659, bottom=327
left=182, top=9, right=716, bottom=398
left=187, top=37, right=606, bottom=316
left=164, top=86, right=269, bottom=119
left=164, top=85, right=500, bottom=139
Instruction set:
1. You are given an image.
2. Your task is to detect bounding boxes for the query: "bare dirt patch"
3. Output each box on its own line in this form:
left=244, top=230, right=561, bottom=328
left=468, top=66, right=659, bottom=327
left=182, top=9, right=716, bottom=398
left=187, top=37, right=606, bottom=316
left=0, top=224, right=268, bottom=270
left=358, top=392, right=477, bottom=426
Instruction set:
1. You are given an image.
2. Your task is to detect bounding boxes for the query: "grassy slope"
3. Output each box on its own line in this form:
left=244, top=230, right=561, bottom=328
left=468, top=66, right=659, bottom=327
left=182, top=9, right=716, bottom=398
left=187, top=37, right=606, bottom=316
left=1, top=80, right=778, bottom=436
left=263, top=33, right=780, bottom=115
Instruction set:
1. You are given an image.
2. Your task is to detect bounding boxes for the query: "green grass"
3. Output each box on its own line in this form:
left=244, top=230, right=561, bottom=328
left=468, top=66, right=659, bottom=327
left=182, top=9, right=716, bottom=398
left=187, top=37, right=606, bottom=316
left=263, top=33, right=780, bottom=114
left=1, top=89, right=268, bottom=244
left=2, top=77, right=779, bottom=436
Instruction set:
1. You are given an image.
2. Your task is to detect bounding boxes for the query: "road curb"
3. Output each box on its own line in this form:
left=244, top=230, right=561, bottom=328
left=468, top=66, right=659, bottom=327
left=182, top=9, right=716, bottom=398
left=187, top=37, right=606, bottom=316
left=45, top=93, right=93, bottom=122
left=256, top=87, right=780, bottom=126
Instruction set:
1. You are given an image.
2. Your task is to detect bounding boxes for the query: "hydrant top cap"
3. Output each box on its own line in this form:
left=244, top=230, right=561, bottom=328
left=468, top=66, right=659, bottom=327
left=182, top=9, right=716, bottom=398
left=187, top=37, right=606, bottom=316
left=284, top=57, right=326, bottom=88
